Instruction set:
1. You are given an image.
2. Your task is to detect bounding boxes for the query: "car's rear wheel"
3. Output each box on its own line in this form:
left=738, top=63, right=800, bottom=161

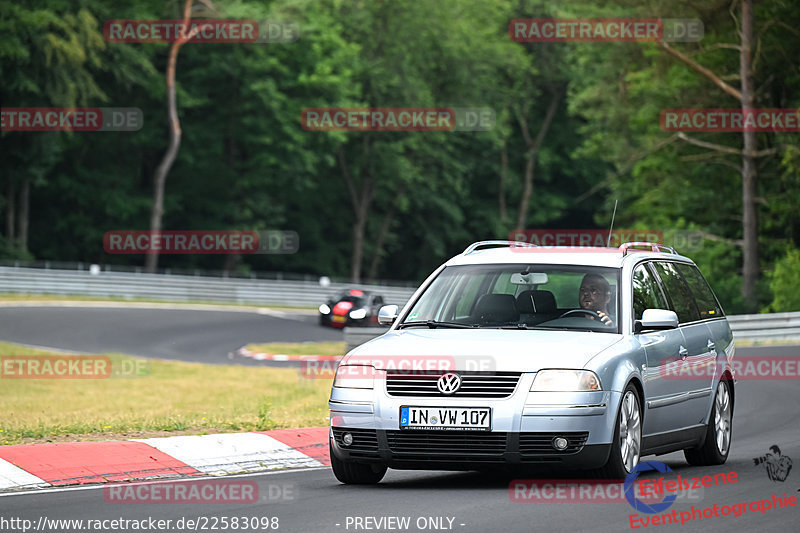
left=684, top=379, right=732, bottom=466
left=595, top=384, right=641, bottom=479
left=330, top=443, right=387, bottom=484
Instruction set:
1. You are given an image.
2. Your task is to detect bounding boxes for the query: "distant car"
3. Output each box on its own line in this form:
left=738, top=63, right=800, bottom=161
left=319, top=290, right=386, bottom=328
left=329, top=241, right=735, bottom=483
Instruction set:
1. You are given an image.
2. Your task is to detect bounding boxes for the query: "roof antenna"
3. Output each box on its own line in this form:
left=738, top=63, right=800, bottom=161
left=606, top=199, right=618, bottom=247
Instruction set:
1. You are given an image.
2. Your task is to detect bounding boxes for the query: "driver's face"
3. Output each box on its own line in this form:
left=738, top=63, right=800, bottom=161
left=579, top=281, right=610, bottom=312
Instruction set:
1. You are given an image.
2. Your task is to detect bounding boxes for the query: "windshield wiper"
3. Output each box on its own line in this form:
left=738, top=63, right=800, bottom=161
left=398, top=320, right=477, bottom=329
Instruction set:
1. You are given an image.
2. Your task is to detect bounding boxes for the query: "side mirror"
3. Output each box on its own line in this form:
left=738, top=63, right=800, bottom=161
left=377, top=305, right=399, bottom=326
left=636, top=309, right=679, bottom=332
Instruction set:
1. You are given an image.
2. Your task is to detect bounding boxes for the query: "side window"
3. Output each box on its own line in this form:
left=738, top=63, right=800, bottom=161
left=653, top=262, right=701, bottom=324
left=632, top=264, right=667, bottom=320
left=674, top=264, right=723, bottom=319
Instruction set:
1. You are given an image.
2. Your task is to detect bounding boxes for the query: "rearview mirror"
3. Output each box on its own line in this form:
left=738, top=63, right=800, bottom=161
left=378, top=305, right=399, bottom=325
left=510, top=272, right=549, bottom=285
left=636, top=309, right=679, bottom=332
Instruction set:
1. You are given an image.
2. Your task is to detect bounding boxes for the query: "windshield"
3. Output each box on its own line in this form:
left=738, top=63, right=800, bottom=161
left=401, top=264, right=621, bottom=333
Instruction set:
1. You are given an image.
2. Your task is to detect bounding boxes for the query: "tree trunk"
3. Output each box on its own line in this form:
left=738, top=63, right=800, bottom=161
left=5, top=181, right=14, bottom=242
left=740, top=0, right=758, bottom=310
left=18, top=178, right=29, bottom=251
left=145, top=0, right=195, bottom=273
left=367, top=186, right=405, bottom=280
left=499, top=141, right=508, bottom=222
left=337, top=140, right=374, bottom=284
left=515, top=91, right=560, bottom=229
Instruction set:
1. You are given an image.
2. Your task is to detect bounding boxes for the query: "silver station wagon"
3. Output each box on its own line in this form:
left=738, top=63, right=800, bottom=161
left=329, top=241, right=735, bottom=483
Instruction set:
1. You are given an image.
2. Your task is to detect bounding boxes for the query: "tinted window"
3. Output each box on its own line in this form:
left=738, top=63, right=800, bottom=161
left=674, top=264, right=723, bottom=319
left=653, top=262, right=701, bottom=323
left=632, top=264, right=668, bottom=320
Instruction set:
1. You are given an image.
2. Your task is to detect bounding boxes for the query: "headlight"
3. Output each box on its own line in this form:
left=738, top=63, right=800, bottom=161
left=531, top=370, right=602, bottom=391
left=333, top=365, right=375, bottom=389
left=319, top=304, right=331, bottom=314
left=349, top=309, right=367, bottom=320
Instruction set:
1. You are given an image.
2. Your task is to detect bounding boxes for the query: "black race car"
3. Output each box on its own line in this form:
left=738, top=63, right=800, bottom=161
left=318, top=289, right=386, bottom=328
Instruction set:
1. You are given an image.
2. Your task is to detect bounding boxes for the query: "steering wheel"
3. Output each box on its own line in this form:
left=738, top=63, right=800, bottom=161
left=559, top=309, right=602, bottom=320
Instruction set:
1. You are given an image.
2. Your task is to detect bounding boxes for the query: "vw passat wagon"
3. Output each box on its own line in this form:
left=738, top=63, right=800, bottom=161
left=329, top=241, right=734, bottom=483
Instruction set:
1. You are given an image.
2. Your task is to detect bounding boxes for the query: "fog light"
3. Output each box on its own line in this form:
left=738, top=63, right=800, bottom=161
left=342, top=432, right=354, bottom=446
left=552, top=437, right=569, bottom=450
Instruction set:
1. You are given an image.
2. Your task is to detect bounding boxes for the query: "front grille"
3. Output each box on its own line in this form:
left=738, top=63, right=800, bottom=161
left=519, top=432, right=589, bottom=458
left=386, top=430, right=507, bottom=461
left=332, top=428, right=379, bottom=456
left=385, top=371, right=522, bottom=398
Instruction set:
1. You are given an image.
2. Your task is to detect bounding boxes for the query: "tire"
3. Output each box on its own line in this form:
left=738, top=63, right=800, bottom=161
left=595, top=384, right=642, bottom=479
left=330, top=442, right=387, bottom=484
left=684, top=379, right=732, bottom=466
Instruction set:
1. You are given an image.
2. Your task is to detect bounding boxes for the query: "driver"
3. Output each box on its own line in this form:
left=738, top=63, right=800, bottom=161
left=579, top=274, right=614, bottom=326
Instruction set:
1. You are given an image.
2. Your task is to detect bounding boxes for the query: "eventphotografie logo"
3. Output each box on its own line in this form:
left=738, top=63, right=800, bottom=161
left=509, top=18, right=703, bottom=43
left=103, top=230, right=299, bottom=254
left=300, top=108, right=495, bottom=132
left=1, top=108, right=143, bottom=132
left=104, top=20, right=299, bottom=43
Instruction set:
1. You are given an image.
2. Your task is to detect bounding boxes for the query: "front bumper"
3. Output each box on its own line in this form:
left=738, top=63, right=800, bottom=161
left=329, top=373, right=621, bottom=470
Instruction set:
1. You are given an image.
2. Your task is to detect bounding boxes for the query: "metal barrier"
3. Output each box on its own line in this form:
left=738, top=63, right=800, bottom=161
left=726, top=311, right=800, bottom=341
left=0, top=266, right=417, bottom=308
left=1, top=266, right=798, bottom=343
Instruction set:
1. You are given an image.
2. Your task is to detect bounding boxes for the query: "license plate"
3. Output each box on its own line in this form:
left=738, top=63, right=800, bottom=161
left=332, top=315, right=346, bottom=323
left=400, top=407, right=491, bottom=431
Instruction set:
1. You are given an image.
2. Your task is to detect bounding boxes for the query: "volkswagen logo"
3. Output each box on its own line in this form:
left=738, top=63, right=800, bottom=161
left=437, top=372, right=462, bottom=394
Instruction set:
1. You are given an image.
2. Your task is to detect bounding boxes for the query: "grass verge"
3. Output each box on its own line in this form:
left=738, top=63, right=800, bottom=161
left=0, top=342, right=332, bottom=445
left=245, top=342, right=346, bottom=356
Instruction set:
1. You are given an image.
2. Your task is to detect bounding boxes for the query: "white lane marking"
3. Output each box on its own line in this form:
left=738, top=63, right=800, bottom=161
left=135, top=433, right=322, bottom=475
left=0, top=466, right=329, bottom=498
left=0, top=458, right=49, bottom=491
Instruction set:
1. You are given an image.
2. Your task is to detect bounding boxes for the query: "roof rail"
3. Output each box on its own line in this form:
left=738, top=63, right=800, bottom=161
left=462, top=240, right=537, bottom=255
left=619, top=242, right=678, bottom=256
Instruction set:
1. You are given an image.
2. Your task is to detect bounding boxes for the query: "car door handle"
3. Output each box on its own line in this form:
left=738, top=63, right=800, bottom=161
left=707, top=340, right=716, bottom=352
left=679, top=346, right=688, bottom=360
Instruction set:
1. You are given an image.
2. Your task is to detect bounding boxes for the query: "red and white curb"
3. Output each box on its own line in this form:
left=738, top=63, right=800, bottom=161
left=235, top=347, right=342, bottom=362
left=0, top=427, right=329, bottom=491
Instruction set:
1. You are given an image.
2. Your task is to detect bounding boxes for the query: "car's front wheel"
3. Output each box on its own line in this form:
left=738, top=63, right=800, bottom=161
left=595, top=384, right=641, bottom=479
left=684, top=379, right=732, bottom=466
left=330, top=443, right=387, bottom=484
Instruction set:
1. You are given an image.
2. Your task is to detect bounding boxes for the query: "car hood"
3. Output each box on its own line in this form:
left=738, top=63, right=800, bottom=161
left=343, top=329, right=623, bottom=373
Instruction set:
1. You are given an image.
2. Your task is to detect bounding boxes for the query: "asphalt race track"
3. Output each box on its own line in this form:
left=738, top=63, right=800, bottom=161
left=1, top=305, right=798, bottom=532
left=0, top=305, right=342, bottom=365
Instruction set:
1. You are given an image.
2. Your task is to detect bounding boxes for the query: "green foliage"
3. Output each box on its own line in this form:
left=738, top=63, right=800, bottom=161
left=765, top=247, right=800, bottom=312
left=1, top=0, right=798, bottom=314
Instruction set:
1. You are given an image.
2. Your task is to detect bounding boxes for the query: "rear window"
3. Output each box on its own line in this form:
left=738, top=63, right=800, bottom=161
left=653, top=262, right=701, bottom=324
left=674, top=263, right=724, bottom=319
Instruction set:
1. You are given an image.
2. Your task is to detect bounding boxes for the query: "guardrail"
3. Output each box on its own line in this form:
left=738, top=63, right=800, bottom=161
left=2, top=266, right=798, bottom=344
left=0, top=266, right=417, bottom=308
left=726, top=311, right=800, bottom=341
